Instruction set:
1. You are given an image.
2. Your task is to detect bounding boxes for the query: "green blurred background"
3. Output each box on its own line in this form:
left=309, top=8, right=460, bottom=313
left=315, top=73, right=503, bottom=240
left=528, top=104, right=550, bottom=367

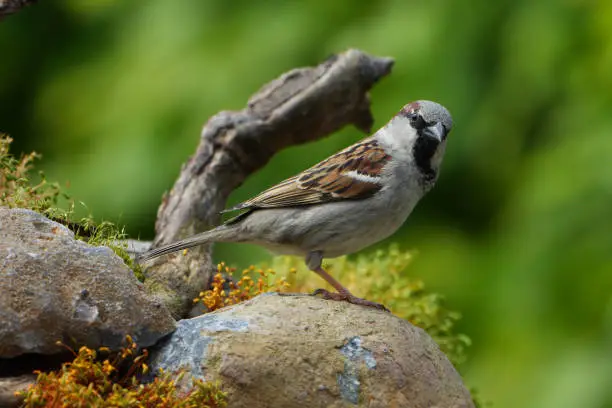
left=2, top=0, right=612, bottom=406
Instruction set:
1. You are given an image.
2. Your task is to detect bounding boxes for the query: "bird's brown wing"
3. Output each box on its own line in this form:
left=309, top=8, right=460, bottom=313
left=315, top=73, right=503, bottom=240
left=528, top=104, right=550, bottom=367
left=226, top=138, right=391, bottom=212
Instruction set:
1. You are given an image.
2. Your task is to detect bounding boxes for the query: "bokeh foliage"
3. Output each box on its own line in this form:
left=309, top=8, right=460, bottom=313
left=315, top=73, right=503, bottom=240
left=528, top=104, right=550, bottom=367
left=2, top=1, right=612, bottom=407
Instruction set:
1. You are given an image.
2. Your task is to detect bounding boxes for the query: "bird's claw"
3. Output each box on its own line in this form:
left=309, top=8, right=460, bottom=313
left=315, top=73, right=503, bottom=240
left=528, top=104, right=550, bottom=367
left=312, top=288, right=390, bottom=312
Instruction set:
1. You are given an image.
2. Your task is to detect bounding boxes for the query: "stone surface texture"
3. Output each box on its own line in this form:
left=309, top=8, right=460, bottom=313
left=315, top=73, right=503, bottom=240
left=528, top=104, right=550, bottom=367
left=150, top=293, right=474, bottom=408
left=0, top=208, right=176, bottom=358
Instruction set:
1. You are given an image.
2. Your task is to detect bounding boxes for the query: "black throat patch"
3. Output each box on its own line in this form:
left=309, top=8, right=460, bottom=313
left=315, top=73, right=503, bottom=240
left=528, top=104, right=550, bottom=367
left=412, top=132, right=439, bottom=184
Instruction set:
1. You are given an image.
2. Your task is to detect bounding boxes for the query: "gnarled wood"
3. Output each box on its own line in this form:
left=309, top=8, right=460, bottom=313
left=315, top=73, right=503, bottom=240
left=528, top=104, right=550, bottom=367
left=0, top=0, right=37, bottom=20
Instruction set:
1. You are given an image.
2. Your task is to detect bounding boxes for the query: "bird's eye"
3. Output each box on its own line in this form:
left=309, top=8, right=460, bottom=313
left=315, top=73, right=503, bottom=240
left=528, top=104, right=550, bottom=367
left=409, top=113, right=427, bottom=130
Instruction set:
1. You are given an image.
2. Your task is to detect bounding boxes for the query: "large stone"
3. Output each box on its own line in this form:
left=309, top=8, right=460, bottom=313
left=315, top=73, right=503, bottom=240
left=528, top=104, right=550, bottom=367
left=150, top=293, right=474, bottom=408
left=0, top=374, right=35, bottom=407
left=0, top=208, right=176, bottom=358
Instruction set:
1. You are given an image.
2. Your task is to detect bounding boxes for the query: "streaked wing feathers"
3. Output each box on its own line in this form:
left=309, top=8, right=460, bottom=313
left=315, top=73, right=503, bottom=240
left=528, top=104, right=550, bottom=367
left=228, top=138, right=391, bottom=211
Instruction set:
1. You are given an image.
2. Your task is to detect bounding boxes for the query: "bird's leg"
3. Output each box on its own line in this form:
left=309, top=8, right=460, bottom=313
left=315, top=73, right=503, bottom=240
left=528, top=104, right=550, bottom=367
left=311, top=266, right=389, bottom=312
left=305, top=251, right=389, bottom=312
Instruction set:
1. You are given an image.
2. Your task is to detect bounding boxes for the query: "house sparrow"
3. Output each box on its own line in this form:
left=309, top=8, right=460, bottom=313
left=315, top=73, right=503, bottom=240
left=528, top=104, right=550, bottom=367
left=138, top=100, right=453, bottom=311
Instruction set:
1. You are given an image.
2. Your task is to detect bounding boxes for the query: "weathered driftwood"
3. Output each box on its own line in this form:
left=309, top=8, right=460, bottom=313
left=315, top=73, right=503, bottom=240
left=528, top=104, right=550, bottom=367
left=144, top=49, right=394, bottom=318
left=0, top=0, right=37, bottom=20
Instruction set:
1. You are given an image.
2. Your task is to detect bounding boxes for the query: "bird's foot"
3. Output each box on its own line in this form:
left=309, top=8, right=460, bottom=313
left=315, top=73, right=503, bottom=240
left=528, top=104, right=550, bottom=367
left=312, top=288, right=389, bottom=312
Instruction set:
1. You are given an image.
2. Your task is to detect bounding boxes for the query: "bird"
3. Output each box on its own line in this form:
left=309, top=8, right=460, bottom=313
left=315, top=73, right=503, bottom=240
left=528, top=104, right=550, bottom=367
left=138, top=100, right=453, bottom=311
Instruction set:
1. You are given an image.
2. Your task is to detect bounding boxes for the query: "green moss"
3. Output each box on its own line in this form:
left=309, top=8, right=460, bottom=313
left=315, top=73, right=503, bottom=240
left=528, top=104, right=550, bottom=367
left=0, top=135, right=63, bottom=211
left=69, top=216, right=146, bottom=282
left=0, top=135, right=143, bottom=281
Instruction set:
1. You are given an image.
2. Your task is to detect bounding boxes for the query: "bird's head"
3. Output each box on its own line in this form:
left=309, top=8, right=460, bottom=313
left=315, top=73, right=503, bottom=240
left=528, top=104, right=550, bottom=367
left=383, top=100, right=453, bottom=181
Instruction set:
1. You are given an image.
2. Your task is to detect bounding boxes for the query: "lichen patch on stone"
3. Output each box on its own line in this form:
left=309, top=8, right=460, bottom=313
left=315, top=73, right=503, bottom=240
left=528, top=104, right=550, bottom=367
left=337, top=336, right=377, bottom=404
left=150, top=314, right=249, bottom=378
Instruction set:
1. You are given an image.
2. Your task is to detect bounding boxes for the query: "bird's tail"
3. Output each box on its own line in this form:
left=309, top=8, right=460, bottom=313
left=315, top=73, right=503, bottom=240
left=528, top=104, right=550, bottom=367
left=136, top=226, right=234, bottom=264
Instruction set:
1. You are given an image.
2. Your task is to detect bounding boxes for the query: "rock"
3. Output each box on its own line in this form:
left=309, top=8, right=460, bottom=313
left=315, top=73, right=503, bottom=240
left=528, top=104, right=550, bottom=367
left=0, top=208, right=176, bottom=358
left=0, top=374, right=35, bottom=407
left=150, top=293, right=474, bottom=408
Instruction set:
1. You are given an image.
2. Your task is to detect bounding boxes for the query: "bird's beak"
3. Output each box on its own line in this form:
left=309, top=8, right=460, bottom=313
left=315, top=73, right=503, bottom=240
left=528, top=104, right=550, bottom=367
left=423, top=122, right=447, bottom=142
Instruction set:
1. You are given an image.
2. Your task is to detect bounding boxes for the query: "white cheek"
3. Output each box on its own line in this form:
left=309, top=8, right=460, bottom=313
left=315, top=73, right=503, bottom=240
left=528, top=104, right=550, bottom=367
left=376, top=116, right=418, bottom=158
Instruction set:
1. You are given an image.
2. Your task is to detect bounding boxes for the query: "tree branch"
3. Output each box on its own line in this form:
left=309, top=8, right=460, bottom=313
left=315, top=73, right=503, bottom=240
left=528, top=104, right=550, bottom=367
left=0, top=0, right=37, bottom=20
left=144, top=49, right=394, bottom=318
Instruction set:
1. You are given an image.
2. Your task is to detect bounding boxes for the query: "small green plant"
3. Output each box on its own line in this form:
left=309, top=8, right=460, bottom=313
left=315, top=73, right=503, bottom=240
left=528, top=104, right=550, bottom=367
left=0, top=135, right=142, bottom=280
left=0, top=135, right=64, bottom=211
left=18, top=336, right=227, bottom=408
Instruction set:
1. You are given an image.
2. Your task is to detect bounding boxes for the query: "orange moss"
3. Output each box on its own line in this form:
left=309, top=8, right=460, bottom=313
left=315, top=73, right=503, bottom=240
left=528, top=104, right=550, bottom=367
left=194, top=262, right=293, bottom=312
left=18, top=336, right=227, bottom=408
